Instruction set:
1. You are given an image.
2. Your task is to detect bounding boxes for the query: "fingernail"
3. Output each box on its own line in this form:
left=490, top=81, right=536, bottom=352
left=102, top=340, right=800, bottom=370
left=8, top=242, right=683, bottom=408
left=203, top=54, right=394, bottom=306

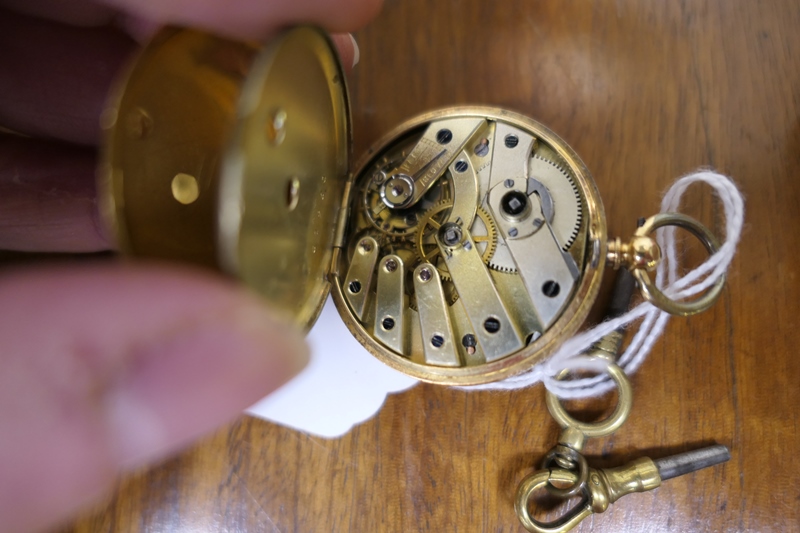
left=349, top=33, right=360, bottom=68
left=106, top=297, right=308, bottom=464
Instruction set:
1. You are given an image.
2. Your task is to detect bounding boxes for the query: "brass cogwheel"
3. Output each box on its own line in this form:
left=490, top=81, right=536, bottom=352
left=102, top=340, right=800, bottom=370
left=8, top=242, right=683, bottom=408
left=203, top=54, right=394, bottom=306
left=487, top=155, right=583, bottom=273
left=529, top=155, right=582, bottom=251
left=361, top=155, right=453, bottom=240
left=414, top=200, right=498, bottom=280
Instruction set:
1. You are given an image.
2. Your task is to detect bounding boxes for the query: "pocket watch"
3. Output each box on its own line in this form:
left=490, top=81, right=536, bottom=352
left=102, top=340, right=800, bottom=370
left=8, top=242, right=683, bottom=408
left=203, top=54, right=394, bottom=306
left=100, top=26, right=719, bottom=386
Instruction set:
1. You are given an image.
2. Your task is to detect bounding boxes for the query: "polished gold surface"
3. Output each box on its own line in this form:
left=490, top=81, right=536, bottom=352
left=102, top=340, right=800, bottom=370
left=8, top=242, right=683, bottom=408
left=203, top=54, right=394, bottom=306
left=101, top=26, right=350, bottom=329
left=217, top=26, right=350, bottom=329
left=606, top=235, right=662, bottom=271
left=100, top=28, right=259, bottom=267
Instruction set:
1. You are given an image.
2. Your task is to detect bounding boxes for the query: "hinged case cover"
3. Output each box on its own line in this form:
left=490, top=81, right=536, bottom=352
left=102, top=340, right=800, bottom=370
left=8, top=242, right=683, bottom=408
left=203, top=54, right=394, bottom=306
left=101, top=26, right=351, bottom=331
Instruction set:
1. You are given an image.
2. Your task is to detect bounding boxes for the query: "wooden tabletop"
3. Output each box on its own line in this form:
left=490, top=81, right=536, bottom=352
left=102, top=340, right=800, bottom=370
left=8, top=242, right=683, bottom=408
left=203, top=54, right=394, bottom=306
left=65, top=1, right=800, bottom=531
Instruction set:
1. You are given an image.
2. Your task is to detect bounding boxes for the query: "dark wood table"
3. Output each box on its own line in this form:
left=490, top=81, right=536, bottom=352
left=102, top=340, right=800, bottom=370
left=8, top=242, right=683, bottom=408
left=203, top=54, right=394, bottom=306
left=65, top=1, right=800, bottom=531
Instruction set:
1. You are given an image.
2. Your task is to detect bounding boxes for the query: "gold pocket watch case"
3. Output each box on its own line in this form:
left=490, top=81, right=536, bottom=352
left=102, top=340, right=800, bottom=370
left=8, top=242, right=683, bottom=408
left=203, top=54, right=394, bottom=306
left=332, top=109, right=605, bottom=384
left=101, top=26, right=607, bottom=386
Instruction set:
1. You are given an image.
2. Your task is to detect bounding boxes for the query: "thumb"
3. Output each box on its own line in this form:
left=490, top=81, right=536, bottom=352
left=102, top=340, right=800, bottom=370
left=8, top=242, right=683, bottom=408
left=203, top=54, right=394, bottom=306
left=0, top=262, right=308, bottom=533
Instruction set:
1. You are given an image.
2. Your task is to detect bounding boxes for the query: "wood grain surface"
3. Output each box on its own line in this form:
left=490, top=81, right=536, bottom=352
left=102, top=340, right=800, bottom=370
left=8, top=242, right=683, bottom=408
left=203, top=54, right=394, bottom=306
left=63, top=1, right=800, bottom=531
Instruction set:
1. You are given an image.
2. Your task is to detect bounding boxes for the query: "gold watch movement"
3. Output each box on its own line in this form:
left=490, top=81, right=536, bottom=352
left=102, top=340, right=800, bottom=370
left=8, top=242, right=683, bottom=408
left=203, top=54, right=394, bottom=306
left=331, top=108, right=605, bottom=384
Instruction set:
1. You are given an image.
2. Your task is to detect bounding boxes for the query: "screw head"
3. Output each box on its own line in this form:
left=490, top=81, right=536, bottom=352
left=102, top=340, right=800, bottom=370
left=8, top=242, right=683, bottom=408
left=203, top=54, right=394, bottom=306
left=542, top=280, right=561, bottom=297
left=508, top=227, right=518, bottom=238
left=501, top=190, right=528, bottom=216
left=348, top=280, right=362, bottom=294
left=441, top=224, right=463, bottom=246
left=384, top=258, right=398, bottom=272
left=383, top=175, right=414, bottom=206
left=359, top=240, right=373, bottom=253
left=436, top=129, right=453, bottom=144
left=504, top=134, right=519, bottom=148
left=474, top=139, right=490, bottom=157
left=504, top=179, right=515, bottom=188
left=431, top=335, right=445, bottom=348
left=419, top=268, right=432, bottom=282
left=484, top=318, right=501, bottom=333
left=454, top=160, right=468, bottom=173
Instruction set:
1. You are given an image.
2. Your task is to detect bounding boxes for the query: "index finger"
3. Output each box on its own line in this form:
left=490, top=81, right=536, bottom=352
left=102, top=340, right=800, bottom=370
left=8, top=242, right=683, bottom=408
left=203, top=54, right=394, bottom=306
left=0, top=0, right=382, bottom=39
left=102, top=0, right=383, bottom=40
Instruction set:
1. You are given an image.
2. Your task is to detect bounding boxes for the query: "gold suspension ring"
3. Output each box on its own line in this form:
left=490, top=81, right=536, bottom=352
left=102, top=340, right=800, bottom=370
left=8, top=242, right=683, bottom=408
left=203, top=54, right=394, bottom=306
left=633, top=213, right=724, bottom=317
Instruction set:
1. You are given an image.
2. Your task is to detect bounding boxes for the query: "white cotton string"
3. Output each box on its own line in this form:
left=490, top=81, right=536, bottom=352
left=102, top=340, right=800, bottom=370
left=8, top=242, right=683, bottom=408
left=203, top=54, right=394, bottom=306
left=464, top=170, right=744, bottom=399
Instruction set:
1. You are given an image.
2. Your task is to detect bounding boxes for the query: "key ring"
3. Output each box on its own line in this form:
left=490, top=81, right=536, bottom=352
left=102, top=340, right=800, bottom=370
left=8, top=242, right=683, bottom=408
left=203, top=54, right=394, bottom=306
left=515, top=353, right=633, bottom=504
left=515, top=469, right=592, bottom=533
left=516, top=357, right=634, bottom=529
left=545, top=358, right=633, bottom=442
left=538, top=357, right=633, bottom=498
left=515, top=263, right=730, bottom=533
left=631, top=213, right=724, bottom=317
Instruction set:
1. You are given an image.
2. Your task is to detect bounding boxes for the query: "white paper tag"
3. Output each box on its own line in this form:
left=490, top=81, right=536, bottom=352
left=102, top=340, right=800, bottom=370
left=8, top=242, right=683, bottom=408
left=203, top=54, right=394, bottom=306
left=247, top=297, right=418, bottom=437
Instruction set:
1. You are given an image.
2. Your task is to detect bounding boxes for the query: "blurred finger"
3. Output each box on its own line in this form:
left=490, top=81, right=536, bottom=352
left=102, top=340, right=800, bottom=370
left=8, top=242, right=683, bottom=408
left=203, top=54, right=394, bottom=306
left=0, top=7, right=360, bottom=145
left=0, top=0, right=117, bottom=26
left=331, top=32, right=359, bottom=69
left=101, top=0, right=382, bottom=40
left=0, top=9, right=136, bottom=145
left=0, top=262, right=308, bottom=533
left=0, top=135, right=109, bottom=252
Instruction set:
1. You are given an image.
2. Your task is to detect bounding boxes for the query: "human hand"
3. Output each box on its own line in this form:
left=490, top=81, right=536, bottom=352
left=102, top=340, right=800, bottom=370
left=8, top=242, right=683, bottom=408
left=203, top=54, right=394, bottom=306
left=0, top=0, right=381, bottom=531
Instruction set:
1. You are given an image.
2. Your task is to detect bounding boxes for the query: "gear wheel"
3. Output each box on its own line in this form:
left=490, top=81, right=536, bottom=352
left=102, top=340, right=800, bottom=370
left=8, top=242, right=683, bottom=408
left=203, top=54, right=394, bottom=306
left=487, top=156, right=583, bottom=273
left=361, top=172, right=453, bottom=240
left=360, top=148, right=453, bottom=240
left=414, top=200, right=498, bottom=280
left=529, top=155, right=582, bottom=251
left=487, top=241, right=517, bottom=273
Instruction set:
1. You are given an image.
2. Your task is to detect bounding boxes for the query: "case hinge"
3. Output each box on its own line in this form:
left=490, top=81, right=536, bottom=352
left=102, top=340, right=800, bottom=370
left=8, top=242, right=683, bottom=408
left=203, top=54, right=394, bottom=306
left=333, top=176, right=353, bottom=250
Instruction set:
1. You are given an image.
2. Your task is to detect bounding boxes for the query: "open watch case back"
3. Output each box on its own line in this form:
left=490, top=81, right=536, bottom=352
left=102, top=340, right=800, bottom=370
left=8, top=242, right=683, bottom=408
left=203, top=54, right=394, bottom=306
left=100, top=26, right=608, bottom=386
